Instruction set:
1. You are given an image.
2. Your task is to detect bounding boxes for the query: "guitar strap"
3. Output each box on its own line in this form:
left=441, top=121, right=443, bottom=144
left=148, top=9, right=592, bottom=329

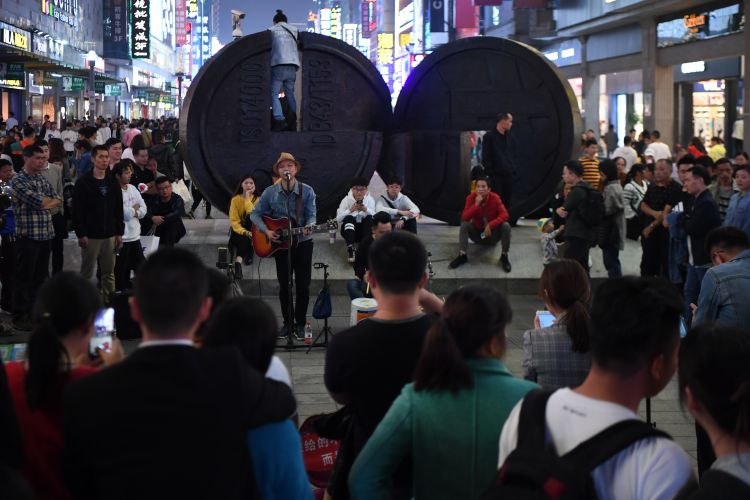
left=295, top=181, right=303, bottom=225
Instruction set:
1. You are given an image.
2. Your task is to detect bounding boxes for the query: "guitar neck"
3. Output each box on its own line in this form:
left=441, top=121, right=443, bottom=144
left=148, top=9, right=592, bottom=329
left=282, top=224, right=328, bottom=237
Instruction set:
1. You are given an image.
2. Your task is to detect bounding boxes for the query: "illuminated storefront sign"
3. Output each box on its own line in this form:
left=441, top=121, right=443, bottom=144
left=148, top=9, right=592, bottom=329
left=658, top=3, right=742, bottom=48
left=361, top=0, right=376, bottom=39
left=62, top=76, right=85, bottom=91
left=0, top=63, right=25, bottom=89
left=344, top=24, right=358, bottom=47
left=0, top=24, right=30, bottom=52
left=681, top=61, right=706, bottom=74
left=103, top=0, right=129, bottom=59
left=320, top=8, right=331, bottom=36
left=41, top=0, right=79, bottom=27
left=377, top=33, right=394, bottom=65
left=131, top=0, right=150, bottom=58
left=176, top=0, right=187, bottom=46
left=683, top=13, right=707, bottom=34
left=330, top=3, right=342, bottom=40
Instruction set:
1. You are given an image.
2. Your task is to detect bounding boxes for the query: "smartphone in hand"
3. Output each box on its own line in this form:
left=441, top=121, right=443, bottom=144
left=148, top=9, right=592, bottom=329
left=535, top=310, right=555, bottom=329
left=89, top=307, right=115, bottom=357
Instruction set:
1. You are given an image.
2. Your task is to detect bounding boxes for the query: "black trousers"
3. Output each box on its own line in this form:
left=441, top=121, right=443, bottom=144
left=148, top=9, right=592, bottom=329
left=14, top=237, right=50, bottom=318
left=392, top=218, right=418, bottom=234
left=228, top=230, right=254, bottom=262
left=563, top=236, right=591, bottom=274
left=274, top=239, right=313, bottom=326
left=190, top=185, right=211, bottom=215
left=50, top=213, right=66, bottom=274
left=114, top=240, right=145, bottom=291
left=640, top=227, right=669, bottom=278
left=341, top=215, right=372, bottom=246
left=488, top=171, right=513, bottom=210
left=0, top=235, right=15, bottom=311
left=155, top=219, right=186, bottom=247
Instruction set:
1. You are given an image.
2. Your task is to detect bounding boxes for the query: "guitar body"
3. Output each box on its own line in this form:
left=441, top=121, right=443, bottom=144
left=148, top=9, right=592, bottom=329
left=251, top=216, right=297, bottom=258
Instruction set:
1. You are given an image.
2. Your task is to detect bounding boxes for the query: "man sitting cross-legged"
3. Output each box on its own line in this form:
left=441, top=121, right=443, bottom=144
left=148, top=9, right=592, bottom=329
left=336, top=176, right=376, bottom=263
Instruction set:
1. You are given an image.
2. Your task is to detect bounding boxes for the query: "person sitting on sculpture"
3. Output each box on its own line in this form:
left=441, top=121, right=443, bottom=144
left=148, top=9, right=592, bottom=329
left=449, top=176, right=512, bottom=273
left=375, top=176, right=420, bottom=233
left=336, top=176, right=377, bottom=264
left=269, top=10, right=300, bottom=132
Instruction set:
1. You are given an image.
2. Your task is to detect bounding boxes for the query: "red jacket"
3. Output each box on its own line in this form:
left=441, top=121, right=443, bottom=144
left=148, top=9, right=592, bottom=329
left=461, top=191, right=509, bottom=230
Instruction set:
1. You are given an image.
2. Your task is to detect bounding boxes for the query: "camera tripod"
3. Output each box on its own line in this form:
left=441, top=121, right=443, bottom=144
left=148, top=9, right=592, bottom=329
left=307, top=262, right=333, bottom=353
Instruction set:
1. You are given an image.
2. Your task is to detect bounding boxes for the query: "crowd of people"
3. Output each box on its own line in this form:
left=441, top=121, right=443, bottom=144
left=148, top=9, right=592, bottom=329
left=0, top=116, right=191, bottom=332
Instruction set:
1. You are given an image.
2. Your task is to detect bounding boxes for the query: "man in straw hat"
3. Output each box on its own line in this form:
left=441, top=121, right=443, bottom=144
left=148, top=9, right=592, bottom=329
left=250, top=152, right=317, bottom=341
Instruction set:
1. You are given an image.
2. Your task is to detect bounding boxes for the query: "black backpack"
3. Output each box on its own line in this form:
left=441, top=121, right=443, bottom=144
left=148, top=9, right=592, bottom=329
left=482, top=389, right=670, bottom=500
left=581, top=185, right=605, bottom=227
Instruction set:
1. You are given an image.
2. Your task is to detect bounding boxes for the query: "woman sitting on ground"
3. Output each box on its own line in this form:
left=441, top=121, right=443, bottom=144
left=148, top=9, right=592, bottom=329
left=678, top=324, right=750, bottom=498
left=202, top=297, right=310, bottom=500
left=3, top=272, right=123, bottom=500
left=522, top=259, right=592, bottom=389
left=228, top=175, right=259, bottom=278
left=349, top=286, right=537, bottom=500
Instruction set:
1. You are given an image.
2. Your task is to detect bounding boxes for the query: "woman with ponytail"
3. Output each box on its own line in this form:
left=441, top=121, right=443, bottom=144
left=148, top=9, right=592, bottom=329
left=678, top=324, right=750, bottom=498
left=3, top=272, right=123, bottom=499
left=522, top=259, right=592, bottom=389
left=349, top=286, right=537, bottom=500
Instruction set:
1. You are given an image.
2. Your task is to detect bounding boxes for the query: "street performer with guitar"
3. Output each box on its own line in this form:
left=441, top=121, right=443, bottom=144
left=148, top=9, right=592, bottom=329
left=250, top=152, right=317, bottom=341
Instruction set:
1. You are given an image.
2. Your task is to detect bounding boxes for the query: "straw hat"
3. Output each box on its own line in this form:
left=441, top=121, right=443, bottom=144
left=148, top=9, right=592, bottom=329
left=272, top=152, right=301, bottom=177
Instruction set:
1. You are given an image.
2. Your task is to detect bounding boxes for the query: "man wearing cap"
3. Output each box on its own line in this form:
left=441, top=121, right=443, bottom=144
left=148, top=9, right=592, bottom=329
left=250, top=152, right=317, bottom=341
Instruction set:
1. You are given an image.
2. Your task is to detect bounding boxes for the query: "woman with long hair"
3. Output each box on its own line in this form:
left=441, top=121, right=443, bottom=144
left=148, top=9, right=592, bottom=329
left=202, top=297, right=310, bottom=500
left=3, top=272, right=123, bottom=499
left=349, top=286, right=537, bottom=500
left=599, top=158, right=626, bottom=277
left=227, top=174, right=260, bottom=277
left=689, top=136, right=708, bottom=158
left=679, top=324, right=750, bottom=497
left=522, top=259, right=592, bottom=389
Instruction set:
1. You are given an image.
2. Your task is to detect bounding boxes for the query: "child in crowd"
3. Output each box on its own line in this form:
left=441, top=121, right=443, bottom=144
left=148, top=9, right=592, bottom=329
left=538, top=218, right=564, bottom=265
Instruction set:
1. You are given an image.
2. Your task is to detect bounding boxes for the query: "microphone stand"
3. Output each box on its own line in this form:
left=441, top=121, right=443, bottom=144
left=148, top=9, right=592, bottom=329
left=426, top=251, right=435, bottom=291
left=283, top=172, right=295, bottom=348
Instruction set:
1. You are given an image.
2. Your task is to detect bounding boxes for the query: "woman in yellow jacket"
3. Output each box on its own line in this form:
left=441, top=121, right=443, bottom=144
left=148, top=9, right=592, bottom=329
left=228, top=175, right=259, bottom=277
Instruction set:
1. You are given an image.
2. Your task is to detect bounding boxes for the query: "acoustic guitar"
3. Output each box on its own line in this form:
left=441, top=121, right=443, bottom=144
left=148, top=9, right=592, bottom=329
left=252, top=215, right=338, bottom=258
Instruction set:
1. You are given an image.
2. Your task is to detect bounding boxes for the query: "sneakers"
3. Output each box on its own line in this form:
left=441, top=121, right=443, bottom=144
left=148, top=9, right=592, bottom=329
left=347, top=245, right=355, bottom=264
left=186, top=210, right=195, bottom=219
left=233, top=262, right=243, bottom=280
left=205, top=214, right=213, bottom=220
left=272, top=119, right=287, bottom=131
left=277, top=324, right=290, bottom=340
left=293, top=325, right=306, bottom=342
left=449, top=254, right=468, bottom=269
left=500, top=253, right=512, bottom=273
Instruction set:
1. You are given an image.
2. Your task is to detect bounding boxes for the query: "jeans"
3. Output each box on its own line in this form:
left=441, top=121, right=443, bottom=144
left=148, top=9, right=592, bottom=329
left=346, top=279, right=368, bottom=300
left=271, top=65, right=298, bottom=121
left=601, top=246, right=622, bottom=278
left=684, top=265, right=708, bottom=328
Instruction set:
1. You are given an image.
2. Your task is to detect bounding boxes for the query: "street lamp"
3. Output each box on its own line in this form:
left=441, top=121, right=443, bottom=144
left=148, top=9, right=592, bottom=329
left=175, top=72, right=184, bottom=112
left=86, top=50, right=97, bottom=126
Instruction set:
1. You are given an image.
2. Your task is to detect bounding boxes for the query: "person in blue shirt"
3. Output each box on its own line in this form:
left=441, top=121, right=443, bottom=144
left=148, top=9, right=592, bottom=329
left=250, top=152, right=316, bottom=340
left=269, top=10, right=300, bottom=131
left=693, top=226, right=750, bottom=330
left=723, top=164, right=750, bottom=240
left=202, top=297, right=312, bottom=500
left=73, top=140, right=92, bottom=179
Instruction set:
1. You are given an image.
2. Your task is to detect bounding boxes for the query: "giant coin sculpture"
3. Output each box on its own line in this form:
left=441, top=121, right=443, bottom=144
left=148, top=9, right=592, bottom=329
left=181, top=33, right=580, bottom=222
left=180, top=30, right=392, bottom=218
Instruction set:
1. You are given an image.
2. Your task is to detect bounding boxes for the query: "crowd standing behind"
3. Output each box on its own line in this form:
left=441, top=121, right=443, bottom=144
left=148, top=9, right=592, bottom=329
left=1, top=114, right=750, bottom=499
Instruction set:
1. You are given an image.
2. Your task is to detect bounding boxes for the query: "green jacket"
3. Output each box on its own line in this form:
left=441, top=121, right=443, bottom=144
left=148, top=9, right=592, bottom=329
left=563, top=180, right=598, bottom=242
left=349, top=358, right=538, bottom=500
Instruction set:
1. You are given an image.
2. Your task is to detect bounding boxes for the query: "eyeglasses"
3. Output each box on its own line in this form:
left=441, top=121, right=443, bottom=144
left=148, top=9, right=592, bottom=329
left=352, top=186, right=367, bottom=191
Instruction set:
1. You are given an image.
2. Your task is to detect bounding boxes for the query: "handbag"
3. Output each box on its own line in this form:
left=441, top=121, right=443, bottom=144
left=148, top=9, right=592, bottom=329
left=312, top=285, right=332, bottom=319
left=140, top=228, right=160, bottom=257
left=172, top=179, right=193, bottom=206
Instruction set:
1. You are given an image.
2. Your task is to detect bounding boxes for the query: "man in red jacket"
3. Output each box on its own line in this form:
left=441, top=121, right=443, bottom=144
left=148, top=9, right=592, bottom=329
left=449, top=176, right=512, bottom=272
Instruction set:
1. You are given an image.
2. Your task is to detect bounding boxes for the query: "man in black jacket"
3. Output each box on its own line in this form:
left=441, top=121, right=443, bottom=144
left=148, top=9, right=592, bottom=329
left=142, top=176, right=186, bottom=246
left=149, top=129, right=177, bottom=181
left=482, top=112, right=517, bottom=215
left=63, top=248, right=296, bottom=500
left=683, top=165, right=722, bottom=326
left=72, top=145, right=124, bottom=304
left=347, top=211, right=391, bottom=299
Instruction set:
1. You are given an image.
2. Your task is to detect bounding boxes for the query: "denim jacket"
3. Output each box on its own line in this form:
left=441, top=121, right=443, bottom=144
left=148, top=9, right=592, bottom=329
left=250, top=181, right=316, bottom=242
left=724, top=191, right=750, bottom=241
left=269, top=23, right=300, bottom=67
left=694, top=250, right=750, bottom=330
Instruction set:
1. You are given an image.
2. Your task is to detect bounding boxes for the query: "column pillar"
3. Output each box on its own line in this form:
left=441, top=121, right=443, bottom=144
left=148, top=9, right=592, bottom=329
left=580, top=35, right=599, bottom=135
left=641, top=19, right=674, bottom=147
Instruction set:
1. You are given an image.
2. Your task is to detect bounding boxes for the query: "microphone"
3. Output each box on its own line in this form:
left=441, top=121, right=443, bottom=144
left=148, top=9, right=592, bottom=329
left=284, top=171, right=291, bottom=180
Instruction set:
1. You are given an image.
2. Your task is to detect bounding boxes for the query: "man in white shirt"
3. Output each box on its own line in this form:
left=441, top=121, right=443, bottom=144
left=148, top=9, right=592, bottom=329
left=644, top=130, right=672, bottom=162
left=336, top=176, right=376, bottom=263
left=611, top=136, right=638, bottom=172
left=113, top=161, right=147, bottom=291
left=375, top=177, right=420, bottom=233
left=498, top=276, right=695, bottom=500
left=61, top=122, right=78, bottom=156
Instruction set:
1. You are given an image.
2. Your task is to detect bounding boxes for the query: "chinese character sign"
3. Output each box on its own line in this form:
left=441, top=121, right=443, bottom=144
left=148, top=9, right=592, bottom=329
left=104, top=0, right=129, bottom=59
left=377, top=33, right=394, bottom=65
left=131, top=0, right=150, bottom=59
left=176, top=0, right=187, bottom=46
